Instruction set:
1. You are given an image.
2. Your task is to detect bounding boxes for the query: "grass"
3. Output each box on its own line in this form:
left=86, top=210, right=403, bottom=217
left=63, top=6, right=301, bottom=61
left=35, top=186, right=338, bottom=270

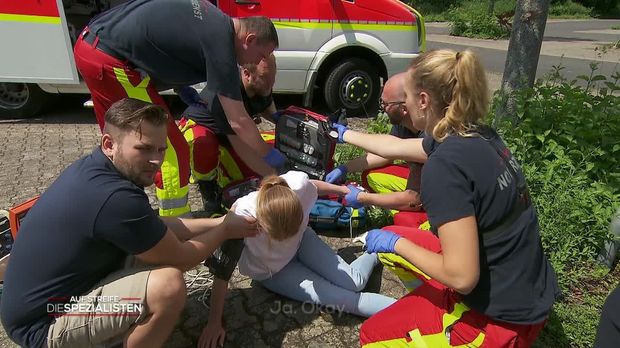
left=405, top=0, right=595, bottom=24
left=613, top=25, right=620, bottom=30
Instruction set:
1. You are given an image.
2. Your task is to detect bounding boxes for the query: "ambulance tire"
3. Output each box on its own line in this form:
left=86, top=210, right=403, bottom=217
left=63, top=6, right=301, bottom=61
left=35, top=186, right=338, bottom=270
left=0, top=83, right=50, bottom=119
left=324, top=58, right=380, bottom=117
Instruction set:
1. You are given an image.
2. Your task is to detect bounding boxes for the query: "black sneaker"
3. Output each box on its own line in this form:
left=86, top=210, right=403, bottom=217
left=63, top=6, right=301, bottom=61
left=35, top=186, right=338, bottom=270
left=198, top=180, right=224, bottom=217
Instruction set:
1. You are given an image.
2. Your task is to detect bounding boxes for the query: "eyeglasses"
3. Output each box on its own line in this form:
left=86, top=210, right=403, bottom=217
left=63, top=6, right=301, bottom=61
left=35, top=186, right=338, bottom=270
left=379, top=99, right=405, bottom=113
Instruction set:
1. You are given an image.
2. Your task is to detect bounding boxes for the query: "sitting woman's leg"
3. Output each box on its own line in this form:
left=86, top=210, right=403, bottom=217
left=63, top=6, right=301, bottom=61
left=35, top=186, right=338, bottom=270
left=260, top=259, right=396, bottom=317
left=378, top=225, right=446, bottom=291
left=360, top=282, right=545, bottom=347
left=296, top=227, right=378, bottom=292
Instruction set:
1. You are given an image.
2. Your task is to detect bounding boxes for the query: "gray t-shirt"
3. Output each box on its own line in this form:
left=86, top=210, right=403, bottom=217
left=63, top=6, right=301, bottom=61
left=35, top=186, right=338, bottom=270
left=89, top=0, right=241, bottom=99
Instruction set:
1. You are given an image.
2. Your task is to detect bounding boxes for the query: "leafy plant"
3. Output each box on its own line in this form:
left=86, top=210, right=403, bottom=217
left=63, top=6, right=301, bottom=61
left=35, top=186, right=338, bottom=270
left=366, top=206, right=394, bottom=229
left=490, top=65, right=620, bottom=347
left=495, top=63, right=620, bottom=193
left=366, top=113, right=392, bottom=134
left=549, top=0, right=592, bottom=18
left=448, top=7, right=511, bottom=39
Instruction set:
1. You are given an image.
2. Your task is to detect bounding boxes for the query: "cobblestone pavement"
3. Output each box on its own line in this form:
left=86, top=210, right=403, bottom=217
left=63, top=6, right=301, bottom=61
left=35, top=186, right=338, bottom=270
left=0, top=105, right=406, bottom=348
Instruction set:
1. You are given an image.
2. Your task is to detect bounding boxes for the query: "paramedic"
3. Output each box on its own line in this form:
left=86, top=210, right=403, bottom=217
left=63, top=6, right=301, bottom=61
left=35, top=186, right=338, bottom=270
left=0, top=99, right=257, bottom=348
left=177, top=54, right=279, bottom=215
left=73, top=0, right=285, bottom=217
left=326, top=73, right=426, bottom=227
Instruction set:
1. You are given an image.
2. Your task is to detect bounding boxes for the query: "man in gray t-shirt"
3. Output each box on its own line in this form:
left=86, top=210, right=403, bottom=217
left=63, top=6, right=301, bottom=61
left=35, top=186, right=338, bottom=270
left=74, top=0, right=286, bottom=217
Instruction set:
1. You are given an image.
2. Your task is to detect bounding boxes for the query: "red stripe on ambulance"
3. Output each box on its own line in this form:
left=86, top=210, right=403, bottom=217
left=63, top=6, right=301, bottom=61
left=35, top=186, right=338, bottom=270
left=0, top=0, right=59, bottom=18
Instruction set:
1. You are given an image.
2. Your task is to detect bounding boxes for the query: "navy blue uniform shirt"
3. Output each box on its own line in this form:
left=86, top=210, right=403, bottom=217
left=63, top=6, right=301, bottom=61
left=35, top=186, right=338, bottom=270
left=0, top=147, right=167, bottom=347
left=421, top=127, right=560, bottom=324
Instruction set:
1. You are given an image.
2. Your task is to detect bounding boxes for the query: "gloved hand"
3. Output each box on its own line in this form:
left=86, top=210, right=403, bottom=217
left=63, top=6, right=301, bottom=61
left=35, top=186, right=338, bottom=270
left=263, top=148, right=287, bottom=171
left=332, top=123, right=348, bottom=144
left=325, top=165, right=348, bottom=184
left=343, top=184, right=363, bottom=209
left=365, top=229, right=401, bottom=254
left=175, top=86, right=202, bottom=106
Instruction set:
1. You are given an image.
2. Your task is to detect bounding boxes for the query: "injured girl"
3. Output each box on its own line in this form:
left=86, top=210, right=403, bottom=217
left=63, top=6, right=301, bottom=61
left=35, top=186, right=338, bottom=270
left=198, top=171, right=396, bottom=348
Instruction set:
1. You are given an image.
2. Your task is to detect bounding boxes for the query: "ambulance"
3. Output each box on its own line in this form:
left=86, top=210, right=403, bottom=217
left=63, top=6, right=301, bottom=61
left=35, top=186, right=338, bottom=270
left=0, top=0, right=425, bottom=118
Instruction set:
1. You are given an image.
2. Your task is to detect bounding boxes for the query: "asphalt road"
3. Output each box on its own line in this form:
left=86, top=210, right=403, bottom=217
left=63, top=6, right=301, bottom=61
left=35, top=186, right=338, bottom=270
left=426, top=19, right=620, bottom=86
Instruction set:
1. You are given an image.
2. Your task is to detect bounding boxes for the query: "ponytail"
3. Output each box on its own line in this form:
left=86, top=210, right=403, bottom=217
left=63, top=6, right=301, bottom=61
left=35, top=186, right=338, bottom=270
left=256, top=175, right=303, bottom=241
left=409, top=49, right=489, bottom=141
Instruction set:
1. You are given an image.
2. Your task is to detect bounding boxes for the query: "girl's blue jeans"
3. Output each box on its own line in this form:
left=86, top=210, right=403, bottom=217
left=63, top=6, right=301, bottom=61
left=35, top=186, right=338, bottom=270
left=260, top=228, right=396, bottom=317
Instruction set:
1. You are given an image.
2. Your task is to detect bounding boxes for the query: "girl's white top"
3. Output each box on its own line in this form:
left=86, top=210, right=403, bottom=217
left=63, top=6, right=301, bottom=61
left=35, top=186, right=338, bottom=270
left=235, top=171, right=318, bottom=280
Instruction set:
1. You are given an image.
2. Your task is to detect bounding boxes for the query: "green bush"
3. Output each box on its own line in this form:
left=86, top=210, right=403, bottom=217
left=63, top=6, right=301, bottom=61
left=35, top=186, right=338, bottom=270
left=503, top=64, right=620, bottom=192
left=494, top=67, right=620, bottom=347
left=402, top=0, right=464, bottom=22
left=577, top=0, right=620, bottom=16
left=494, top=65, right=620, bottom=270
left=366, top=113, right=392, bottom=134
left=549, top=0, right=592, bottom=18
left=447, top=5, right=511, bottom=39
left=405, top=0, right=610, bottom=21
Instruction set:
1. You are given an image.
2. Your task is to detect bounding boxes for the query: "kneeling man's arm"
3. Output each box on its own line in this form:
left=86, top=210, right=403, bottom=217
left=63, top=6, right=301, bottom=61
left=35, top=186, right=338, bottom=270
left=137, top=211, right=256, bottom=271
left=357, top=189, right=422, bottom=211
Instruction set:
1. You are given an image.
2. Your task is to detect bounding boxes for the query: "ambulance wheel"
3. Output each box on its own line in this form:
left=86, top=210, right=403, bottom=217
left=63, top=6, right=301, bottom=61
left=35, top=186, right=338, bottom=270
left=0, top=83, right=50, bottom=119
left=324, top=58, right=380, bottom=117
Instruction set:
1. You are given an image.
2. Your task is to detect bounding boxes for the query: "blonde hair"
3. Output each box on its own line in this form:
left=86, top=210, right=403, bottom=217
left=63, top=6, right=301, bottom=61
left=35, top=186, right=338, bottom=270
left=408, top=49, right=489, bottom=141
left=256, top=176, right=304, bottom=241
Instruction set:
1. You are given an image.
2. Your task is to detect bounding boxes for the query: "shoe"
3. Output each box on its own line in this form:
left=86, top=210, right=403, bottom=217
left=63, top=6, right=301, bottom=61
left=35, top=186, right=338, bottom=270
left=198, top=180, right=224, bottom=217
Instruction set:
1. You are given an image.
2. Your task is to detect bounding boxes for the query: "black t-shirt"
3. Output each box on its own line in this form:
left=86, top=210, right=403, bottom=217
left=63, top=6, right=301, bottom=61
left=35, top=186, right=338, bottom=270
left=0, top=148, right=167, bottom=348
left=389, top=125, right=423, bottom=192
left=594, top=283, right=620, bottom=348
left=185, top=86, right=273, bottom=137
left=89, top=0, right=241, bottom=98
left=420, top=127, right=560, bottom=324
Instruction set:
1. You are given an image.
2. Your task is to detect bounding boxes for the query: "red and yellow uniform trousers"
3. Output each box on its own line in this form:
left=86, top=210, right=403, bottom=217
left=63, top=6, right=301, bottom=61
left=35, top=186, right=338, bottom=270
left=177, top=118, right=275, bottom=189
left=361, top=164, right=428, bottom=228
left=76, top=29, right=192, bottom=217
left=360, top=225, right=547, bottom=348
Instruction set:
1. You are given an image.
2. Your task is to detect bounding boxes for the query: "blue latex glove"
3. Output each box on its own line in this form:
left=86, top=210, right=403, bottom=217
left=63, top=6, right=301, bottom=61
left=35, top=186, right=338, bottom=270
left=365, top=229, right=401, bottom=254
left=332, top=123, right=348, bottom=144
left=175, top=86, right=202, bottom=106
left=263, top=148, right=287, bottom=170
left=344, top=184, right=364, bottom=209
left=271, top=110, right=283, bottom=123
left=325, top=165, right=348, bottom=184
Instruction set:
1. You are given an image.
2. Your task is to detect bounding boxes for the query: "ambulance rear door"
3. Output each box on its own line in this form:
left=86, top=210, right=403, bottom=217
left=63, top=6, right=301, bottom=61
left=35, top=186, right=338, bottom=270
left=222, top=0, right=334, bottom=93
left=0, top=0, right=79, bottom=84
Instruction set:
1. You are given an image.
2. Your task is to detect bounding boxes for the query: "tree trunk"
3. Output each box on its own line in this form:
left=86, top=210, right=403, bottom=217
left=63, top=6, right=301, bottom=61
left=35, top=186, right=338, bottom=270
left=494, top=0, right=550, bottom=127
left=487, top=0, right=496, bottom=15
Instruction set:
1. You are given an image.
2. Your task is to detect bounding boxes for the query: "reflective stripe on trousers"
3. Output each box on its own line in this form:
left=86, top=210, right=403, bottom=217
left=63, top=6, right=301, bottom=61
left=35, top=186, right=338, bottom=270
left=217, top=133, right=275, bottom=188
left=179, top=118, right=218, bottom=182
left=113, top=68, right=191, bottom=217
left=363, top=166, right=409, bottom=216
left=362, top=301, right=486, bottom=347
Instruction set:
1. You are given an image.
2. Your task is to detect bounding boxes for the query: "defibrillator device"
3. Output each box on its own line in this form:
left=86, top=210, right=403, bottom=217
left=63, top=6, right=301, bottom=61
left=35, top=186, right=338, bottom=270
left=274, top=106, right=340, bottom=181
